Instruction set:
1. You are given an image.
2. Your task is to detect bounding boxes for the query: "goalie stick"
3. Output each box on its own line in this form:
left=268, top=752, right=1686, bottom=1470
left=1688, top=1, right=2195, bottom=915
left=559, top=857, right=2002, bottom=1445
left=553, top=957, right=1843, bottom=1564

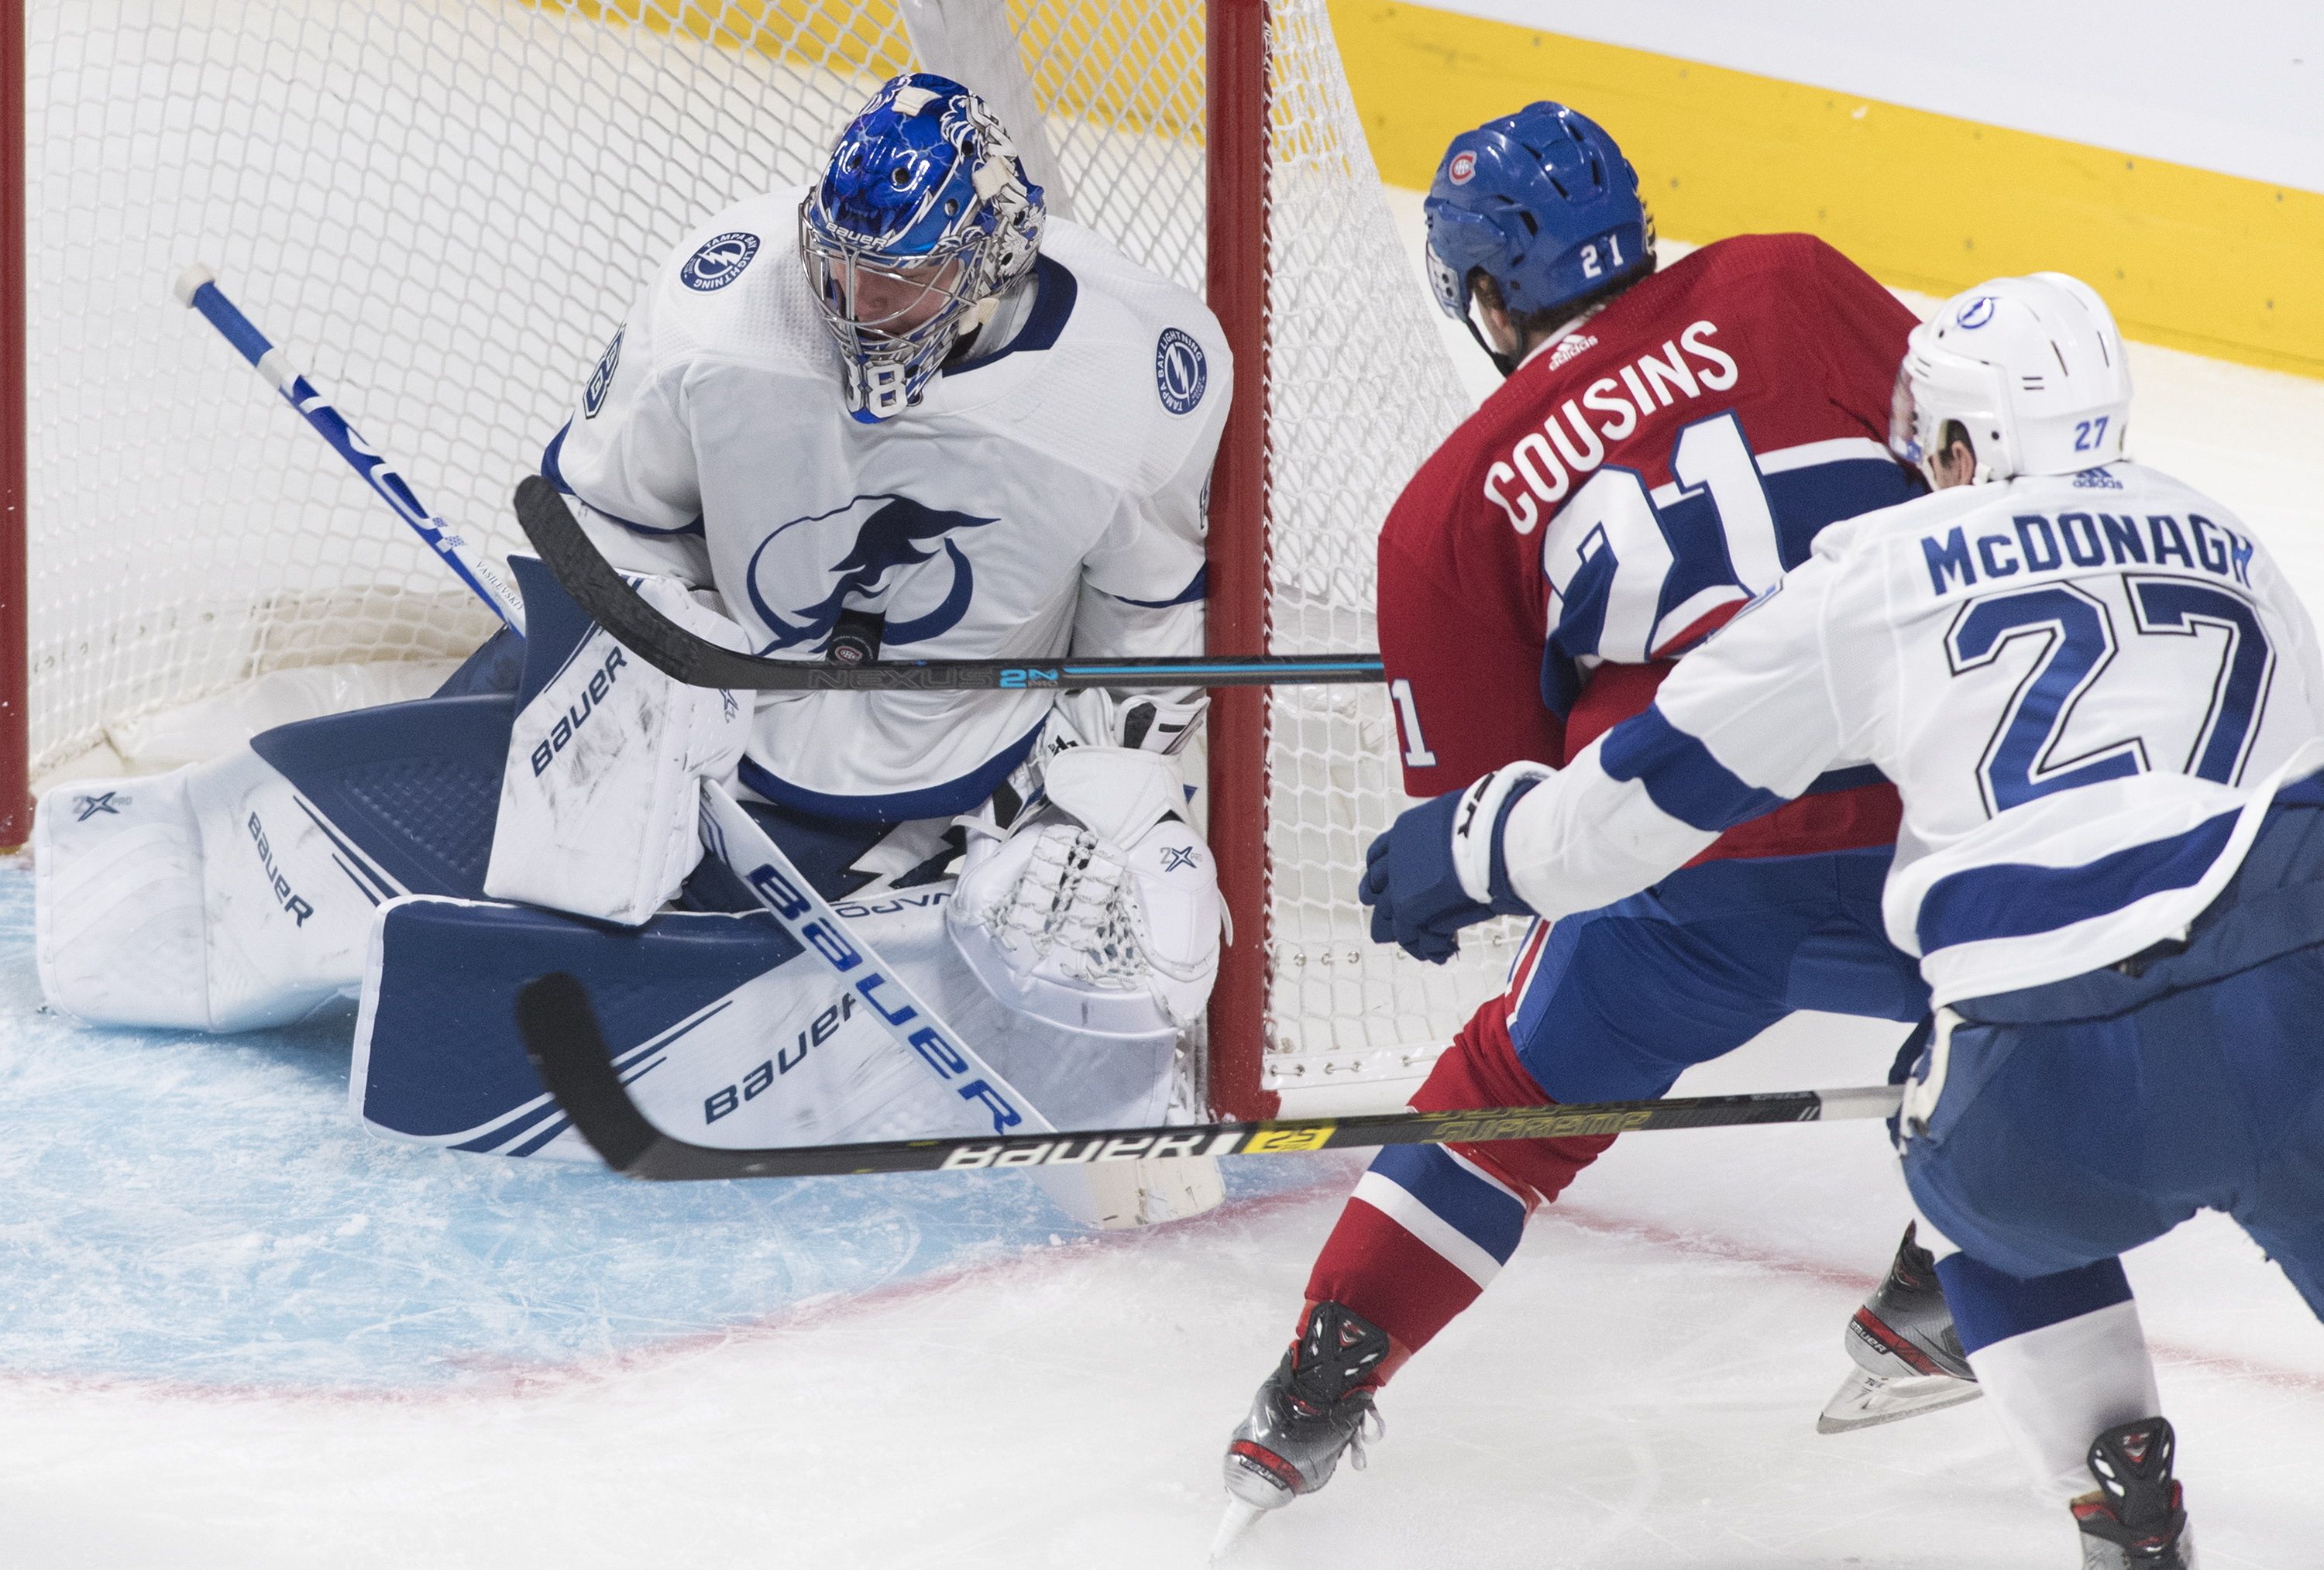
left=513, top=476, right=1384, bottom=692
left=693, top=779, right=1052, bottom=1138
left=515, top=967, right=1906, bottom=1180
left=177, top=266, right=528, bottom=635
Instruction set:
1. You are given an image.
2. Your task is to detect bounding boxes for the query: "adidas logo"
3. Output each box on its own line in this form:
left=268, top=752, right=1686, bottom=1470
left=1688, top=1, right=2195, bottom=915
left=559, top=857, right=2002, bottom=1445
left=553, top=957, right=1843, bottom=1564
left=1547, top=332, right=1598, bottom=369
left=2071, top=466, right=2124, bottom=490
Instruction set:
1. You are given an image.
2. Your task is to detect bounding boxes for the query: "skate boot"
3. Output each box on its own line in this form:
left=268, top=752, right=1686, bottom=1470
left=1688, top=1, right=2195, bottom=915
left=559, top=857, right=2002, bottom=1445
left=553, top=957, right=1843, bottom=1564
left=2072, top=1417, right=2197, bottom=1568
left=1222, top=1300, right=1389, bottom=1511
left=1819, top=1221, right=1982, bottom=1433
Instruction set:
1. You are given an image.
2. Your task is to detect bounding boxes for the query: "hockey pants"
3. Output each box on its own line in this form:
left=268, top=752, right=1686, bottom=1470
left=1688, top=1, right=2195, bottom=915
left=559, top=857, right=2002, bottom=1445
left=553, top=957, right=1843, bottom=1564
left=1904, top=795, right=2324, bottom=1318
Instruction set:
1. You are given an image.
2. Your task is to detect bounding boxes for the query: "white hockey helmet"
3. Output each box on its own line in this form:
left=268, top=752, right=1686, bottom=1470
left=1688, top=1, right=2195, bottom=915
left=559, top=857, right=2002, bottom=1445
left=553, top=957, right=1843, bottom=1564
left=1888, top=273, right=2131, bottom=483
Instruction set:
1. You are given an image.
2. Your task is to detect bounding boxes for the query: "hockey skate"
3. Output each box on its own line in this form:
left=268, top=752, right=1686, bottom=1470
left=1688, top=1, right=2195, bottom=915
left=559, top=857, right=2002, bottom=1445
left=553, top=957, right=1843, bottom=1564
left=1215, top=1301, right=1389, bottom=1551
left=2072, top=1417, right=2197, bottom=1568
left=1819, top=1221, right=1983, bottom=1433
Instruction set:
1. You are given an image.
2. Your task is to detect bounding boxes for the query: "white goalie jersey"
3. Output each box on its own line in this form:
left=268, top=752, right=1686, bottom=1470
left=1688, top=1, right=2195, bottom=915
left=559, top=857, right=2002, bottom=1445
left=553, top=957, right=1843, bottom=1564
left=1495, top=461, right=2324, bottom=1005
left=544, top=187, right=1232, bottom=820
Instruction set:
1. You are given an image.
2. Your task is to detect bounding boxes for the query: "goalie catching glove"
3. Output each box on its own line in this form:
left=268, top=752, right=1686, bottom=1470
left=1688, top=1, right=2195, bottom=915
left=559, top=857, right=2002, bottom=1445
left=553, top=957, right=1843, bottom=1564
left=484, top=573, right=755, bottom=925
left=949, top=692, right=1222, bottom=1034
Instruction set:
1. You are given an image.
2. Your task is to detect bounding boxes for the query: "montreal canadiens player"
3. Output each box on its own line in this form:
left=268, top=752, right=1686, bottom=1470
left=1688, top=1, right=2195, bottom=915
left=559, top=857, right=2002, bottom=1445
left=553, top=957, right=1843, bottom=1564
left=1368, top=270, right=2322, bottom=1566
left=1218, top=104, right=2166, bottom=1530
left=36, top=77, right=1233, bottom=1206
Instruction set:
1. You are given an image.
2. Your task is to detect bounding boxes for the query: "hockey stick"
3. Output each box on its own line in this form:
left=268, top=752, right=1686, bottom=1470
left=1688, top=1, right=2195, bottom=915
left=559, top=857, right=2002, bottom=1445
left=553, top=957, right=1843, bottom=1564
left=177, top=266, right=528, bottom=635
left=516, top=967, right=1906, bottom=1180
left=695, top=780, right=1051, bottom=1138
left=512, top=476, right=1384, bottom=692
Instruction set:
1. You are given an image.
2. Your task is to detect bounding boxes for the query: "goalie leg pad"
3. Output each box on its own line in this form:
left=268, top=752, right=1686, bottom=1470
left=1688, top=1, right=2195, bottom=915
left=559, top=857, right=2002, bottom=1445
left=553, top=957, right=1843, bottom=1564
left=355, top=884, right=1043, bottom=1153
left=36, top=747, right=393, bottom=1031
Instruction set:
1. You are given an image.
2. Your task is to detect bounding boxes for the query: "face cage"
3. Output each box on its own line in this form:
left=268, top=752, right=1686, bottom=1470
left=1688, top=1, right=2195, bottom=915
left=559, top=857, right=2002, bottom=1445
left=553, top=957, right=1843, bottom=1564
left=799, top=204, right=993, bottom=421
left=1887, top=361, right=1927, bottom=466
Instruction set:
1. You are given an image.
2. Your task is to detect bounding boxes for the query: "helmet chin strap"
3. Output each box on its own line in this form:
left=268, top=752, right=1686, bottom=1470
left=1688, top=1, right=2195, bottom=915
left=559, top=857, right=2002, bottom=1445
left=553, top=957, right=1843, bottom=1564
left=1463, top=313, right=1520, bottom=380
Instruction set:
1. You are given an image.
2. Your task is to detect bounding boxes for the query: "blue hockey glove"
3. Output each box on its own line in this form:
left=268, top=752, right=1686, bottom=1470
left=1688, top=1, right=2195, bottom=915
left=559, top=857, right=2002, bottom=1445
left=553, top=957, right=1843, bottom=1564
left=1359, top=764, right=1553, bottom=963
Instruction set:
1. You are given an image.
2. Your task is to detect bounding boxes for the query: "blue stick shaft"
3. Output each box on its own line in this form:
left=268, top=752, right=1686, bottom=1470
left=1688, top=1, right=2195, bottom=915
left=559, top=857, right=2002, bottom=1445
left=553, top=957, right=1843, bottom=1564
left=174, top=265, right=527, bottom=637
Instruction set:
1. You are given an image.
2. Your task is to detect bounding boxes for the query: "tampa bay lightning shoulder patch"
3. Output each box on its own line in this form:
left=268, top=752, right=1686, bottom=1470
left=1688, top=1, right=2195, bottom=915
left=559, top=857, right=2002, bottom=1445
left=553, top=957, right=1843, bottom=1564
left=583, top=325, right=624, bottom=417
left=1154, top=326, right=1207, bottom=415
left=682, top=232, right=761, bottom=292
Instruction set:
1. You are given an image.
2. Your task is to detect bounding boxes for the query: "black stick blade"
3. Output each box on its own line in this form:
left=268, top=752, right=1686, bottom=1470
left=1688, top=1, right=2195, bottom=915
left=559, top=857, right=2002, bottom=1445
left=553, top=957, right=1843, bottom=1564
left=514, top=475, right=712, bottom=688
left=516, top=971, right=667, bottom=1175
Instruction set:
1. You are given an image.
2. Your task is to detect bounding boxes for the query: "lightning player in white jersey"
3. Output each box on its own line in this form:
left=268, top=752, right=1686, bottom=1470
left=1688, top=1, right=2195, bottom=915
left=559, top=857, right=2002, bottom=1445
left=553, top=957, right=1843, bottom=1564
left=1370, top=273, right=2324, bottom=1565
left=36, top=76, right=1234, bottom=1208
left=514, top=71, right=1229, bottom=981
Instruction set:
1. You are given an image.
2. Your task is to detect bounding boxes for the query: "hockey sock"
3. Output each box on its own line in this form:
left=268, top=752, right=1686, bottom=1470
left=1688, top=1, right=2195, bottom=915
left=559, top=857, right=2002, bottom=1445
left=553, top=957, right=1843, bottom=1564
left=1301, top=1001, right=1618, bottom=1364
left=1941, top=1251, right=2160, bottom=1501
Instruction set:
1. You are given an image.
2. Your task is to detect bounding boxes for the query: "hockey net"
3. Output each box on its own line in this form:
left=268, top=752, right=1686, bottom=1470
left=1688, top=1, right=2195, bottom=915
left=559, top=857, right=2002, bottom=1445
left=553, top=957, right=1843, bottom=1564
left=5, top=0, right=1514, bottom=1112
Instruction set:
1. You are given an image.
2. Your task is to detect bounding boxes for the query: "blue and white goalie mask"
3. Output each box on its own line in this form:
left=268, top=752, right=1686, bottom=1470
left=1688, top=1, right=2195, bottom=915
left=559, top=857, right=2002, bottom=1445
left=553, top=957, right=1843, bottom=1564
left=800, top=73, right=1047, bottom=423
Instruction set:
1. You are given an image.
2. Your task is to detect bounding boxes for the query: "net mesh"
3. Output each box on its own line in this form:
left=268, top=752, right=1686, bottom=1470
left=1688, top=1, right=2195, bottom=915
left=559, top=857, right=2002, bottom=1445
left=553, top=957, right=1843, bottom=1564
left=21, top=0, right=1511, bottom=1097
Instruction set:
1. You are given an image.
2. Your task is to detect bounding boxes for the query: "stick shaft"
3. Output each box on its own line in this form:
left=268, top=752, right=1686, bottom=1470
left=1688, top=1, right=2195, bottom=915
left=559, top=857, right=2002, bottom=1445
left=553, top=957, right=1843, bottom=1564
left=514, top=476, right=1377, bottom=692
left=177, top=266, right=527, bottom=635
left=516, top=969, right=1903, bottom=1181
left=696, top=782, right=1051, bottom=1137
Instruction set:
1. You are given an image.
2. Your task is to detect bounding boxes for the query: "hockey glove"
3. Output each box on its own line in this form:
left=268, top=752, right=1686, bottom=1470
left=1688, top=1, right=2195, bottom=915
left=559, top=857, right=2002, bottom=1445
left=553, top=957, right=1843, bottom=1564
left=1359, top=763, right=1552, bottom=963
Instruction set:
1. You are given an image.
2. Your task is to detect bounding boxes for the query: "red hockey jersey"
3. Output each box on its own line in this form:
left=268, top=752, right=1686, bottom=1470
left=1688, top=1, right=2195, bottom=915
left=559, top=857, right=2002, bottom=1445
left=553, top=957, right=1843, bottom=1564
left=1379, top=232, right=1920, bottom=861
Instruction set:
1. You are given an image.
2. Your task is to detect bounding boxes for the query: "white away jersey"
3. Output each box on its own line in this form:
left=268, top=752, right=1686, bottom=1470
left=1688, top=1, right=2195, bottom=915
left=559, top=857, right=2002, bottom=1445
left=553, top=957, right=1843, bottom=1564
left=545, top=187, right=1230, bottom=819
left=1498, top=462, right=2324, bottom=1004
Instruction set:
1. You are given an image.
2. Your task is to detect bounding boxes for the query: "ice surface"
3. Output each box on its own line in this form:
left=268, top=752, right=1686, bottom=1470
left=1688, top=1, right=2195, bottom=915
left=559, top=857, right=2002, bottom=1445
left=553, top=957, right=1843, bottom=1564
left=5, top=890, right=2322, bottom=1565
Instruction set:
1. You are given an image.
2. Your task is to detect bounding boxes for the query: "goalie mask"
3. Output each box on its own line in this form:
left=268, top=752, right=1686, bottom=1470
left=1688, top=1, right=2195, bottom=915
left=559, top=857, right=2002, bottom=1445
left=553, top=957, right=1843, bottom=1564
left=800, top=73, right=1047, bottom=423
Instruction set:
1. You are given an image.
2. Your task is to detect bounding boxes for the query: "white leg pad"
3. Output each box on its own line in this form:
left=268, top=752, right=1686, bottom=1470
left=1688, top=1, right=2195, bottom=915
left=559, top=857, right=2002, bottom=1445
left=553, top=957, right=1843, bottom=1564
left=1032, top=1156, right=1226, bottom=1230
left=36, top=775, right=210, bottom=1029
left=1965, top=1298, right=2163, bottom=1502
left=36, top=749, right=387, bottom=1032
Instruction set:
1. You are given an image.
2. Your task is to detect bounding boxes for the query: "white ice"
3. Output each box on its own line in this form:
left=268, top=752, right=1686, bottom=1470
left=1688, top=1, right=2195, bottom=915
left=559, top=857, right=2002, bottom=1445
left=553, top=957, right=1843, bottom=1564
left=6, top=216, right=2324, bottom=1568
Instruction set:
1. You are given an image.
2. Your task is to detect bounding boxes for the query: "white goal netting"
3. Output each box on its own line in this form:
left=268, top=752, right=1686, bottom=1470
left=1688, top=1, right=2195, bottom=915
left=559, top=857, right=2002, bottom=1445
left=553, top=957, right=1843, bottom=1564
left=22, top=0, right=1514, bottom=1100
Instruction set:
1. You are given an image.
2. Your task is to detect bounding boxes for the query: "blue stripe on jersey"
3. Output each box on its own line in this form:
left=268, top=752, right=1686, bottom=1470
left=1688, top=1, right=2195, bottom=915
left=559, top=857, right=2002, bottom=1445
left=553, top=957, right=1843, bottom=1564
left=1764, top=459, right=1925, bottom=569
left=1367, top=1144, right=1525, bottom=1265
left=1916, top=809, right=2239, bottom=953
left=1806, top=764, right=1887, bottom=795
left=1934, top=1251, right=2133, bottom=1355
left=1598, top=705, right=1789, bottom=833
left=540, top=422, right=706, bottom=538
left=737, top=715, right=1047, bottom=824
left=1105, top=564, right=1207, bottom=609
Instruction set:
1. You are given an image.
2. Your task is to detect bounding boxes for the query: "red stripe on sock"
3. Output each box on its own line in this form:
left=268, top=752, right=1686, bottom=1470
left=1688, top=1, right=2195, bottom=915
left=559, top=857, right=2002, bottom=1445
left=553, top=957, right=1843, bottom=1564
left=1296, top=997, right=1623, bottom=1362
left=1305, top=1195, right=1488, bottom=1353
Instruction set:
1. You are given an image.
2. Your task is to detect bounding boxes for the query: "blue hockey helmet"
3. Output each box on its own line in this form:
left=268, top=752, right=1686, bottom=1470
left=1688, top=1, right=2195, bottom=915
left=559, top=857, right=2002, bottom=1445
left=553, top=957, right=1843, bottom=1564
left=1424, top=103, right=1652, bottom=363
left=800, top=73, right=1047, bottom=422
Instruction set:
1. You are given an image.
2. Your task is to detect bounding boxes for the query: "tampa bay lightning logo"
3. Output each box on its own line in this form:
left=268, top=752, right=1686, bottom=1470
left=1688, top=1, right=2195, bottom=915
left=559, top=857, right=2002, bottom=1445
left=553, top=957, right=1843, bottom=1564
left=1955, top=296, right=1997, bottom=329
left=584, top=325, right=623, bottom=418
left=747, top=496, right=997, bottom=651
left=682, top=232, right=761, bottom=292
left=1155, top=327, right=1207, bottom=415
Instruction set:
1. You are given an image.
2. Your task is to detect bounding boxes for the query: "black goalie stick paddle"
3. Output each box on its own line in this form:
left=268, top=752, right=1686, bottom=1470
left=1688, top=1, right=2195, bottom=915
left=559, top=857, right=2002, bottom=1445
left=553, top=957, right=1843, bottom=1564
left=515, top=971, right=1906, bottom=1181
left=511, top=476, right=1384, bottom=692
